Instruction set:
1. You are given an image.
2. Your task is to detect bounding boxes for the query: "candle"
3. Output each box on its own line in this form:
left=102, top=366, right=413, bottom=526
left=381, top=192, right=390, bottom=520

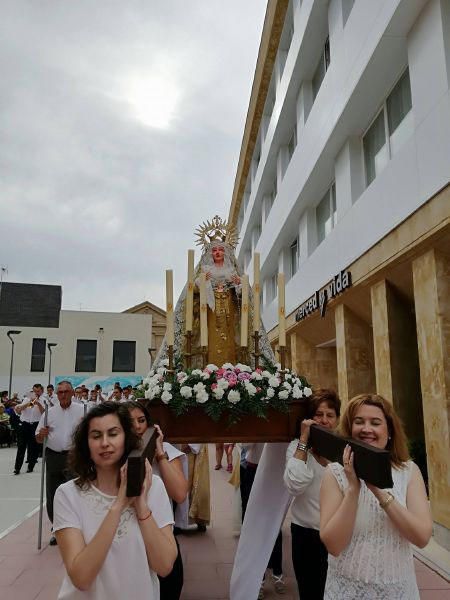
left=278, top=273, right=286, bottom=347
left=166, top=270, right=174, bottom=346
left=185, top=249, right=194, bottom=331
left=253, top=253, right=260, bottom=332
left=199, top=272, right=208, bottom=347
left=241, top=274, right=249, bottom=347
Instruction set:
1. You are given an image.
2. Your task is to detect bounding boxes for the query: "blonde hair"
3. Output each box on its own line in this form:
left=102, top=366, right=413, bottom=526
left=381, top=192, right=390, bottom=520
left=340, top=394, right=410, bottom=468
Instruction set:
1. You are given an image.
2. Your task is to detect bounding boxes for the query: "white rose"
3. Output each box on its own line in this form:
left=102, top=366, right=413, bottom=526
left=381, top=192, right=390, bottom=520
left=179, top=376, right=188, bottom=385
left=177, top=371, right=187, bottom=381
left=162, top=359, right=169, bottom=366
left=161, top=391, right=172, bottom=404
left=217, top=378, right=229, bottom=390
left=206, top=364, right=219, bottom=371
left=284, top=373, right=292, bottom=381
left=163, top=382, right=172, bottom=392
left=292, top=385, right=303, bottom=399
left=245, top=382, right=257, bottom=396
left=193, top=382, right=206, bottom=393
left=251, top=372, right=262, bottom=381
left=213, top=387, right=225, bottom=399
left=221, top=363, right=234, bottom=370
left=278, top=390, right=289, bottom=400
left=157, top=367, right=166, bottom=376
left=236, top=363, right=251, bottom=373
left=303, top=387, right=312, bottom=397
left=196, top=391, right=209, bottom=404
left=228, top=390, right=241, bottom=404
left=201, top=372, right=210, bottom=380
left=283, top=381, right=292, bottom=391
left=143, top=377, right=151, bottom=386
left=180, top=386, right=193, bottom=399
left=261, top=370, right=272, bottom=379
left=192, top=369, right=203, bottom=377
left=275, top=362, right=281, bottom=370
left=266, top=388, right=275, bottom=399
left=268, top=376, right=280, bottom=388
left=144, top=388, right=152, bottom=399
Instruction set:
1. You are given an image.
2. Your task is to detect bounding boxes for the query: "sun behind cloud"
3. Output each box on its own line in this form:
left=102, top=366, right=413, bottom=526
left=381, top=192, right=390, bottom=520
left=124, top=69, right=180, bottom=130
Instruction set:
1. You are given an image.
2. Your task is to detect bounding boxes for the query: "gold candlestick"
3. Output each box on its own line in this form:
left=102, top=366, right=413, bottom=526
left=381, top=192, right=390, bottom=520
left=201, top=346, right=208, bottom=369
left=252, top=331, right=261, bottom=370
left=167, top=345, right=175, bottom=381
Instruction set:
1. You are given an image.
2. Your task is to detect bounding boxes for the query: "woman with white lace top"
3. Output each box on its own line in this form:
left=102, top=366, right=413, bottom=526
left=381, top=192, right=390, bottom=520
left=320, top=394, right=432, bottom=600
left=284, top=389, right=341, bottom=600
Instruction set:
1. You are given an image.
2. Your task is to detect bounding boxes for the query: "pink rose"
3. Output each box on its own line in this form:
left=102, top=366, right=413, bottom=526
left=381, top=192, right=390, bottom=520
left=211, top=383, right=218, bottom=390
left=216, top=368, right=225, bottom=378
left=238, top=372, right=251, bottom=381
left=225, top=372, right=238, bottom=387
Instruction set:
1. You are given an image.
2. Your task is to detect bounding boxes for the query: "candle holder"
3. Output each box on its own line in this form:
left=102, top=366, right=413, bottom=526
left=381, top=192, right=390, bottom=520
left=184, top=330, right=193, bottom=370
left=279, top=345, right=286, bottom=381
left=201, top=346, right=208, bottom=369
left=252, top=331, right=261, bottom=370
left=167, top=345, right=175, bottom=381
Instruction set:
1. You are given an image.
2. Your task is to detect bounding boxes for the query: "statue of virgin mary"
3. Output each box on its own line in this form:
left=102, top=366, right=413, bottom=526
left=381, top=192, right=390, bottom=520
left=153, top=215, right=275, bottom=370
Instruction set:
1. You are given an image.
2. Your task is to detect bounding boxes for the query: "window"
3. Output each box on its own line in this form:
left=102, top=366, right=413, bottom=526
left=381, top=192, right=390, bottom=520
left=364, top=68, right=412, bottom=186
left=266, top=272, right=278, bottom=304
left=312, top=37, right=330, bottom=100
left=112, top=341, right=136, bottom=372
left=288, top=127, right=297, bottom=161
left=290, top=239, right=298, bottom=278
left=316, top=183, right=337, bottom=244
left=30, top=338, right=46, bottom=372
left=75, top=340, right=97, bottom=372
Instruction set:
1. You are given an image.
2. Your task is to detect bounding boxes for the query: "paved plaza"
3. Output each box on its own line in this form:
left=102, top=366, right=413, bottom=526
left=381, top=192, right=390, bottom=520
left=0, top=445, right=449, bottom=599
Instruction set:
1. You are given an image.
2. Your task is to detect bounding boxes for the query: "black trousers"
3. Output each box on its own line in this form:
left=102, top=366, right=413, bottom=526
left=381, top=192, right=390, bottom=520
left=291, top=523, right=328, bottom=600
left=240, top=464, right=283, bottom=576
left=158, top=536, right=183, bottom=600
left=14, top=422, right=39, bottom=473
left=45, top=448, right=73, bottom=523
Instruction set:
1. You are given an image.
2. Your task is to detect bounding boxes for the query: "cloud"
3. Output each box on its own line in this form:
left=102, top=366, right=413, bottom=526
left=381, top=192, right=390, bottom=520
left=0, top=0, right=265, bottom=311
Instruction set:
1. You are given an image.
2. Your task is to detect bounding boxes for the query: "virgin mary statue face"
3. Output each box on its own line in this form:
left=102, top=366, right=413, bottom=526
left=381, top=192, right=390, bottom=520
left=212, top=245, right=225, bottom=264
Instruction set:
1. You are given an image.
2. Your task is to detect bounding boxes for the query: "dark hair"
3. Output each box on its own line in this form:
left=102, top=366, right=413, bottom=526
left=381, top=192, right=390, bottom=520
left=33, top=383, right=44, bottom=390
left=69, top=402, right=141, bottom=489
left=47, top=384, right=54, bottom=390
left=340, top=394, right=409, bottom=468
left=1, top=391, right=8, bottom=398
left=305, top=388, right=341, bottom=419
left=124, top=400, right=153, bottom=427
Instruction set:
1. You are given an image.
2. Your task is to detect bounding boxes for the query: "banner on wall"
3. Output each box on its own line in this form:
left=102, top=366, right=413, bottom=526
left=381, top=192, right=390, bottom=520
left=55, top=375, right=143, bottom=393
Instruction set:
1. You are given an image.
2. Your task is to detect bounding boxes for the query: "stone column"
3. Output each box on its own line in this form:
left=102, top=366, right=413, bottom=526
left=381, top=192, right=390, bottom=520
left=290, top=331, right=337, bottom=391
left=335, top=304, right=376, bottom=404
left=371, top=279, right=423, bottom=439
left=413, top=249, right=450, bottom=550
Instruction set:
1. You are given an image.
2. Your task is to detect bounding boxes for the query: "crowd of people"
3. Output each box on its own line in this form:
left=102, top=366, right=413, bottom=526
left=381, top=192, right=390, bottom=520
left=0, top=381, right=432, bottom=599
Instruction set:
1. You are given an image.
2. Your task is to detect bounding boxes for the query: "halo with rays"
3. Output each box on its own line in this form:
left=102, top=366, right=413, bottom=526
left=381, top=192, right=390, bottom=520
left=194, top=215, right=239, bottom=250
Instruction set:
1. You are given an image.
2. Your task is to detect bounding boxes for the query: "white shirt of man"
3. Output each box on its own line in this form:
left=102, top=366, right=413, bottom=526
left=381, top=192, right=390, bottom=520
left=36, top=402, right=85, bottom=452
left=45, top=393, right=60, bottom=407
left=16, top=396, right=45, bottom=423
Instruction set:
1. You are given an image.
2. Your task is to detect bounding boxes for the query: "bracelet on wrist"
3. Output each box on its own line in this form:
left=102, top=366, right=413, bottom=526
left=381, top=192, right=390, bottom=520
left=156, top=451, right=169, bottom=463
left=137, top=511, right=152, bottom=522
left=296, top=441, right=308, bottom=453
left=379, top=492, right=394, bottom=510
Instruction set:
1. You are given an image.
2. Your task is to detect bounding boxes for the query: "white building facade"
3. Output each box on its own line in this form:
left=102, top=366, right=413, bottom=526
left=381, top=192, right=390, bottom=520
left=229, top=0, right=450, bottom=554
left=0, top=309, right=152, bottom=396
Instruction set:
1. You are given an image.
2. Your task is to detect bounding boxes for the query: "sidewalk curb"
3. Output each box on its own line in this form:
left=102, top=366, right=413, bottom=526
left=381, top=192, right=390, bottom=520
left=0, top=503, right=45, bottom=540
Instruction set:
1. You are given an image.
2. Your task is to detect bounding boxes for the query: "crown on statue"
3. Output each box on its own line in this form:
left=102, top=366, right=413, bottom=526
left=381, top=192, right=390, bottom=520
left=194, top=215, right=239, bottom=250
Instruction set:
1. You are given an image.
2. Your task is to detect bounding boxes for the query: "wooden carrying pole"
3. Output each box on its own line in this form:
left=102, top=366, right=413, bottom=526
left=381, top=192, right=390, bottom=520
left=127, top=427, right=159, bottom=497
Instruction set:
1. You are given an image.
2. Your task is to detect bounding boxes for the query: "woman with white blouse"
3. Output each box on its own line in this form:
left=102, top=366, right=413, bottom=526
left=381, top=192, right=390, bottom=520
left=53, top=402, right=177, bottom=599
left=284, top=389, right=341, bottom=600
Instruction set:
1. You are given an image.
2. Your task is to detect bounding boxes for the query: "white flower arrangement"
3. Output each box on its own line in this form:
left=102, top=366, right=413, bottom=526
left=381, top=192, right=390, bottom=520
left=136, top=362, right=310, bottom=424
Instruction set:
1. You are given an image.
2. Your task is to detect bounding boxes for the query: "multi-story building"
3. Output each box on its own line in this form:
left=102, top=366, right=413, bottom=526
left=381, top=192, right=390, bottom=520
left=0, top=282, right=154, bottom=394
left=228, top=0, right=450, bottom=558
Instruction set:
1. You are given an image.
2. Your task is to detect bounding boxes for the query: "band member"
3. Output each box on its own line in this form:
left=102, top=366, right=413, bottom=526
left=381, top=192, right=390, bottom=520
left=14, top=384, right=45, bottom=474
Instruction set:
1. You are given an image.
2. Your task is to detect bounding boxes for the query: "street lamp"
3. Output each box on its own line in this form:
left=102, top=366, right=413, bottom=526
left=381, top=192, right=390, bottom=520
left=7, top=330, right=21, bottom=398
left=47, top=342, right=58, bottom=386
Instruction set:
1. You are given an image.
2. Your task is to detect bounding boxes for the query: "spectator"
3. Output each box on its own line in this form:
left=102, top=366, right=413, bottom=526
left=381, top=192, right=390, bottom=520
left=13, top=384, right=45, bottom=474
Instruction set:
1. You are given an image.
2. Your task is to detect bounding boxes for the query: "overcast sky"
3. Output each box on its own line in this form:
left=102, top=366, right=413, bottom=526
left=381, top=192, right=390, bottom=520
left=0, top=1, right=266, bottom=312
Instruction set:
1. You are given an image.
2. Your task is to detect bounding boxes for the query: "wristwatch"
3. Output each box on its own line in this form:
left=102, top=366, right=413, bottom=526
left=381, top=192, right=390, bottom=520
left=155, top=451, right=169, bottom=463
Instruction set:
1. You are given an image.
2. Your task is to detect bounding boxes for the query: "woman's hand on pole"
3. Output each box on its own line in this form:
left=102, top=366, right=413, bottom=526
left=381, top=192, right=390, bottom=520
left=154, top=424, right=164, bottom=455
left=343, top=445, right=360, bottom=494
left=133, top=459, right=153, bottom=518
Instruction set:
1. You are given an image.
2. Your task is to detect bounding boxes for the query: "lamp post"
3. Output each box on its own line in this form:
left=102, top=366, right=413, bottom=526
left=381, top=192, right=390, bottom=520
left=47, top=343, right=57, bottom=386
left=7, top=330, right=21, bottom=398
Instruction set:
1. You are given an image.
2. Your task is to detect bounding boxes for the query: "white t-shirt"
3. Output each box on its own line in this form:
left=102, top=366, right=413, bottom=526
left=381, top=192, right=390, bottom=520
left=36, top=403, right=84, bottom=452
left=53, top=475, right=174, bottom=600
left=15, top=397, right=45, bottom=423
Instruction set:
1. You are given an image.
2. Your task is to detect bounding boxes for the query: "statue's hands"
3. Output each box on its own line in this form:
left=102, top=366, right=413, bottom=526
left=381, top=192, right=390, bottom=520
left=205, top=271, right=212, bottom=281
left=231, top=275, right=240, bottom=285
